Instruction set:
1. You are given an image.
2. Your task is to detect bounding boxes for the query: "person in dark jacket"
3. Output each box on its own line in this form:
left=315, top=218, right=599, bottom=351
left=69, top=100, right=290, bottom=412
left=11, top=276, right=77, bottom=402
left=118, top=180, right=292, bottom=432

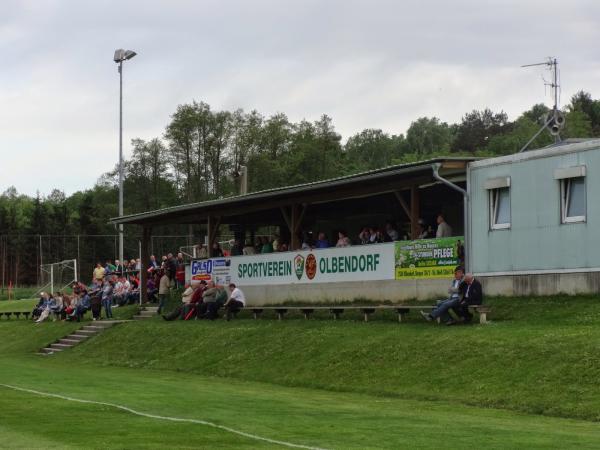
left=453, top=273, right=483, bottom=324
left=90, top=288, right=102, bottom=321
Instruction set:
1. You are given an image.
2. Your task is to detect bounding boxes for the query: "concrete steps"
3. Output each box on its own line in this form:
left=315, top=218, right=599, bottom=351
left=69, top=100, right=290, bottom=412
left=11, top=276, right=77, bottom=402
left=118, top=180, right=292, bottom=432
left=40, top=347, right=62, bottom=354
left=132, top=305, right=159, bottom=321
left=50, top=343, right=73, bottom=350
left=68, top=334, right=89, bottom=341
left=38, top=320, right=124, bottom=355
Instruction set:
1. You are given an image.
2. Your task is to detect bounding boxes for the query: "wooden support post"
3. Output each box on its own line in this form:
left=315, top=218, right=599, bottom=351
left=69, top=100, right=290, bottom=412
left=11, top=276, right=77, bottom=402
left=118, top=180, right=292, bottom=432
left=280, top=207, right=292, bottom=231
left=393, top=191, right=411, bottom=218
left=207, top=216, right=222, bottom=258
left=282, top=204, right=309, bottom=251
left=410, top=185, right=420, bottom=240
left=207, top=216, right=213, bottom=258
left=297, top=203, right=308, bottom=228
left=140, top=226, right=152, bottom=305
left=290, top=205, right=299, bottom=250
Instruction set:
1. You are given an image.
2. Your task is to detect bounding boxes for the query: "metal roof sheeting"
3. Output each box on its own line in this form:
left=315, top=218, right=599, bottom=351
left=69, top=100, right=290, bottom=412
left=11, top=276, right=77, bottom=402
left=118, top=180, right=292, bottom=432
left=110, top=157, right=477, bottom=225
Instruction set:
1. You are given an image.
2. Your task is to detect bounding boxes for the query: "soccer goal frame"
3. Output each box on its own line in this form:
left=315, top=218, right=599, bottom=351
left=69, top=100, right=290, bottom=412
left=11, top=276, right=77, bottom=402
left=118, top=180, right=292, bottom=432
left=37, top=259, right=78, bottom=296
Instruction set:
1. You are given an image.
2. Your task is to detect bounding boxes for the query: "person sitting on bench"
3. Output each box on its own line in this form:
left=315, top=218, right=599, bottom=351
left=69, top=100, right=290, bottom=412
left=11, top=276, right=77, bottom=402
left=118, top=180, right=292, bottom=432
left=32, top=293, right=48, bottom=320
left=76, top=291, right=91, bottom=321
left=453, top=273, right=483, bottom=324
left=162, top=282, right=204, bottom=321
left=182, top=283, right=204, bottom=320
left=224, top=283, right=245, bottom=321
left=421, top=267, right=464, bottom=325
left=35, top=294, right=56, bottom=324
left=198, top=281, right=224, bottom=319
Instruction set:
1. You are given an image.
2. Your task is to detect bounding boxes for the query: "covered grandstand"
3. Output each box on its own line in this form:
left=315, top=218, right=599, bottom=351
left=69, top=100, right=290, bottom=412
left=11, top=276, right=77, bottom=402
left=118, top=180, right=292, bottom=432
left=111, top=157, right=476, bottom=303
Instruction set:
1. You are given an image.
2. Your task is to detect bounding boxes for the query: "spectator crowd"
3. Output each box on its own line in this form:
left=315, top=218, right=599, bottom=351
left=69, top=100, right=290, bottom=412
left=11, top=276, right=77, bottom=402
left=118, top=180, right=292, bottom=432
left=31, top=251, right=245, bottom=323
left=30, top=213, right=457, bottom=324
left=194, top=213, right=455, bottom=258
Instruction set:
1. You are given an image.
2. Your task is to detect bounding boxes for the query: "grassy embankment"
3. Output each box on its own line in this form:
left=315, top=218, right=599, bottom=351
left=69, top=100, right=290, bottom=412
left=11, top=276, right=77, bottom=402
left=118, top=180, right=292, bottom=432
left=60, top=294, right=600, bottom=421
left=1, top=294, right=600, bottom=449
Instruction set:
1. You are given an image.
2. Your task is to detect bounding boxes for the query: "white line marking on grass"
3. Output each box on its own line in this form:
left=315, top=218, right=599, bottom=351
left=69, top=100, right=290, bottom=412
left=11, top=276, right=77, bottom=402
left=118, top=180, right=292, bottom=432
left=0, top=383, right=328, bottom=450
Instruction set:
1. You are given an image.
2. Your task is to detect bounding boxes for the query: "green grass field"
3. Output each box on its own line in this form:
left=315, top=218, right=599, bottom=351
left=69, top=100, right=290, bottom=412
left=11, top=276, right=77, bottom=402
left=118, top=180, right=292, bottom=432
left=0, top=298, right=37, bottom=312
left=0, top=286, right=39, bottom=301
left=1, top=295, right=600, bottom=448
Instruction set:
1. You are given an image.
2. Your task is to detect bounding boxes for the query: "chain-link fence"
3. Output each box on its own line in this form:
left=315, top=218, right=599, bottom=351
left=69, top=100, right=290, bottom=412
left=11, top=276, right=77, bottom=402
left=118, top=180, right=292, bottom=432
left=0, top=234, right=200, bottom=290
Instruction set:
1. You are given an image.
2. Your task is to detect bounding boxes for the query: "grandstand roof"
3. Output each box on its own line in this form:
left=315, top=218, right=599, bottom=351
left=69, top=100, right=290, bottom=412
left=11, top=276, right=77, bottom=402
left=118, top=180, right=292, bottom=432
left=110, top=157, right=477, bottom=226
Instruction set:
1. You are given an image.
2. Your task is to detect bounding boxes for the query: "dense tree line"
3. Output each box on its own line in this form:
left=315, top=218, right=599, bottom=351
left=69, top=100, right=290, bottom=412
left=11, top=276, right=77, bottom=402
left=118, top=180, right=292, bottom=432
left=1, top=90, right=599, bottom=286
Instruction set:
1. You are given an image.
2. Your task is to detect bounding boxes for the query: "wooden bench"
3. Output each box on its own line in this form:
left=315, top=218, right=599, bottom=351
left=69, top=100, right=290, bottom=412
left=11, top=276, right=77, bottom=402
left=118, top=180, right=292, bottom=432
left=247, top=304, right=491, bottom=324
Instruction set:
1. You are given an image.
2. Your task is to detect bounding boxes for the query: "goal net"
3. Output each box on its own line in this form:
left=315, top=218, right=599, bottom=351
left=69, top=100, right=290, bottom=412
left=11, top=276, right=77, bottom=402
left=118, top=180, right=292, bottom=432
left=37, top=259, right=77, bottom=296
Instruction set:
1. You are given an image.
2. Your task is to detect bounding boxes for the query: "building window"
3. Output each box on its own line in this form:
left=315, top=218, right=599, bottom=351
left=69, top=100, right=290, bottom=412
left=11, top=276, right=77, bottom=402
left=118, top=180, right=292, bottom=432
left=489, top=187, right=511, bottom=229
left=560, top=177, right=586, bottom=223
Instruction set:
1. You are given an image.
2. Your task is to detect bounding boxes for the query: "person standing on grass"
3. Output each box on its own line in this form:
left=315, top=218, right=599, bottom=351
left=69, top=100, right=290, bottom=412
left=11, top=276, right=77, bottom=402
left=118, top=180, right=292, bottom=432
left=90, top=289, right=102, bottom=321
left=175, top=252, right=186, bottom=289
left=101, top=278, right=114, bottom=319
left=223, top=283, right=245, bottom=321
left=157, top=269, right=170, bottom=314
left=93, top=262, right=105, bottom=283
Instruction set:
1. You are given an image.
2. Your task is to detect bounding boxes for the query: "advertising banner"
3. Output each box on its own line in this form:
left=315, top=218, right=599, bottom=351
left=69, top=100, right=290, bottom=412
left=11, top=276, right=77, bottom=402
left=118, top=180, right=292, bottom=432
left=191, top=258, right=232, bottom=285
left=190, top=259, right=214, bottom=282
left=211, top=258, right=233, bottom=286
left=394, top=237, right=464, bottom=279
left=193, top=243, right=396, bottom=286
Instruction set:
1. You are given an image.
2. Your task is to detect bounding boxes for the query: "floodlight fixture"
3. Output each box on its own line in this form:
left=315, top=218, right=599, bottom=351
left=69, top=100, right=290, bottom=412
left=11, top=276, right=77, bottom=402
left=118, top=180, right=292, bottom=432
left=113, top=48, right=137, bottom=63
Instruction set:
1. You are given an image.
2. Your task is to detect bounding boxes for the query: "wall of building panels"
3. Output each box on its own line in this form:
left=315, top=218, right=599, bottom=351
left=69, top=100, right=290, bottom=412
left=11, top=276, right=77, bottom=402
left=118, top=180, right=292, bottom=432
left=468, top=142, right=600, bottom=275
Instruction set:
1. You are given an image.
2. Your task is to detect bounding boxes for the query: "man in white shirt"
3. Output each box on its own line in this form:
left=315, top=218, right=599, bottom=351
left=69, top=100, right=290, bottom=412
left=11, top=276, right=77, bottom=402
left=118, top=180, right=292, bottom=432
left=224, top=283, right=246, bottom=320
left=436, top=214, right=453, bottom=238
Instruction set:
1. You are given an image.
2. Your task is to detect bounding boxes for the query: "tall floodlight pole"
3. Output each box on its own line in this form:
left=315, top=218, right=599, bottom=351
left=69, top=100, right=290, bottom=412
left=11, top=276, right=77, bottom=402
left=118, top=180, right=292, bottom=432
left=113, top=49, right=137, bottom=265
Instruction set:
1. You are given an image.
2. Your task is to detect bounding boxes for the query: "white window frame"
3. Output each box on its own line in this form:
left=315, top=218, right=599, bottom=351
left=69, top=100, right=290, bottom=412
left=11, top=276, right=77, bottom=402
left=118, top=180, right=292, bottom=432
left=489, top=187, right=511, bottom=230
left=560, top=177, right=586, bottom=224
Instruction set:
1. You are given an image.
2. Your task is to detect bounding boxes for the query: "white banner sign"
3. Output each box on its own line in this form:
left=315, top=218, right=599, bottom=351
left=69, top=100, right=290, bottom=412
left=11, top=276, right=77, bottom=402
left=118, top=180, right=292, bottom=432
left=192, top=243, right=396, bottom=286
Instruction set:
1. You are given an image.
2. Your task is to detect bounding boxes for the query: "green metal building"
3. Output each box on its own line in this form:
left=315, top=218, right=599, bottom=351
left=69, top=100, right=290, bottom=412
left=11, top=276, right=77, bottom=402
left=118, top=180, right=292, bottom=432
left=467, top=139, right=600, bottom=295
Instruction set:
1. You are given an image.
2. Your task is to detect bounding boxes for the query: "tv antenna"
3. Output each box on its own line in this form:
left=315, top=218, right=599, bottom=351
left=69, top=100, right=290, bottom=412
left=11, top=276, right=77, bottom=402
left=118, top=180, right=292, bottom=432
left=519, top=57, right=565, bottom=152
left=522, top=57, right=560, bottom=111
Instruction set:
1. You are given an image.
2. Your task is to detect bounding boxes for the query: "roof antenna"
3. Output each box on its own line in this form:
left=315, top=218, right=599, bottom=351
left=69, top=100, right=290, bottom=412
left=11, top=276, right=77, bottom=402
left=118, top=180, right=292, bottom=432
left=519, top=57, right=565, bottom=152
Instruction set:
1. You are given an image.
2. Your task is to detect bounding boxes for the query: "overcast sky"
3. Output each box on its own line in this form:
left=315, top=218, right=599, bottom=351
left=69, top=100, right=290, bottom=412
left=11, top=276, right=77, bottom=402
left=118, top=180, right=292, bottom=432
left=2, top=0, right=599, bottom=196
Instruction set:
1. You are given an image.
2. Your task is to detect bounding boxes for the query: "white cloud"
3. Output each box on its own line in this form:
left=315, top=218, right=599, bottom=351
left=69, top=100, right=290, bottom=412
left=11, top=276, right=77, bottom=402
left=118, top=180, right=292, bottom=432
left=1, top=0, right=600, bottom=195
